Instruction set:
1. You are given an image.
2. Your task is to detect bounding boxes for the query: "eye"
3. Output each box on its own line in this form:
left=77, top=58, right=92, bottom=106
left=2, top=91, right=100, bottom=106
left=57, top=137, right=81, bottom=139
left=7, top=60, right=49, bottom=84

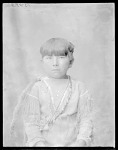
left=59, top=56, right=66, bottom=59
left=46, top=56, right=52, bottom=59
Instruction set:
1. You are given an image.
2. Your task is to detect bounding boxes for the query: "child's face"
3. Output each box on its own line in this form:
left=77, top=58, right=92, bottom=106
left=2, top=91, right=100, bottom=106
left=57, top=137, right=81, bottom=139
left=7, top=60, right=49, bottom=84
left=42, top=55, right=71, bottom=79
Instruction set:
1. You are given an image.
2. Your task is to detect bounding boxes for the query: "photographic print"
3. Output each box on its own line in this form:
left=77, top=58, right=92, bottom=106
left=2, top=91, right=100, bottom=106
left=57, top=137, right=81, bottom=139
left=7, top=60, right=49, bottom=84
left=3, top=3, right=115, bottom=147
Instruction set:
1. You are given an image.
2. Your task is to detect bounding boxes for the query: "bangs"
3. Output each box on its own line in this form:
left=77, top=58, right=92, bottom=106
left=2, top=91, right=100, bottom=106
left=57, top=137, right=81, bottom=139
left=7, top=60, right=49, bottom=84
left=41, top=49, right=68, bottom=57
left=40, top=38, right=74, bottom=57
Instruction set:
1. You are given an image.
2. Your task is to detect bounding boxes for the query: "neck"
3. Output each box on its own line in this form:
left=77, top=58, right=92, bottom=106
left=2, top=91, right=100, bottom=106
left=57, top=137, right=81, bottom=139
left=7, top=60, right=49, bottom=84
left=50, top=75, right=68, bottom=79
left=46, top=75, right=69, bottom=85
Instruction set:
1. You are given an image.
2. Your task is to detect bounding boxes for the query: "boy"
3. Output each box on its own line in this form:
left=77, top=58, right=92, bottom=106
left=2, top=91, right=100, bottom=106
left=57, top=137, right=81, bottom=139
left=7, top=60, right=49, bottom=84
left=11, top=38, right=93, bottom=147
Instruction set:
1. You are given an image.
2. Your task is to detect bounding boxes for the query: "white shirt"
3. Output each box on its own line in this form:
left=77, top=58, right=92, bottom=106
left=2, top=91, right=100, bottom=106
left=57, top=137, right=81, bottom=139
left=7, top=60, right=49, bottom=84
left=22, top=77, right=93, bottom=147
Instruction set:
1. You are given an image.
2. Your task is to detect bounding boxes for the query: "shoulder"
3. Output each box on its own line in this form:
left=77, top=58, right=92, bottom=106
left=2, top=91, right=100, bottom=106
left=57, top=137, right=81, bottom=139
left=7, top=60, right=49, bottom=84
left=70, top=77, right=87, bottom=94
left=33, top=81, right=42, bottom=88
left=71, top=77, right=86, bottom=88
left=31, top=76, right=46, bottom=89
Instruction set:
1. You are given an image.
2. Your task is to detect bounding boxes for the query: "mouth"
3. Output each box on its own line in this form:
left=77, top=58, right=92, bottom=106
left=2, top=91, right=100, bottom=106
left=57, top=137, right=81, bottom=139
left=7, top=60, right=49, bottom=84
left=52, top=69, right=60, bottom=72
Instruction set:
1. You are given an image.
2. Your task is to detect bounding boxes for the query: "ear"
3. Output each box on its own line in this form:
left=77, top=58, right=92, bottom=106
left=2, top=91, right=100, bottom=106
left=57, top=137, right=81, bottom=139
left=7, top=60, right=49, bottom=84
left=40, top=59, right=44, bottom=64
left=69, top=59, right=74, bottom=68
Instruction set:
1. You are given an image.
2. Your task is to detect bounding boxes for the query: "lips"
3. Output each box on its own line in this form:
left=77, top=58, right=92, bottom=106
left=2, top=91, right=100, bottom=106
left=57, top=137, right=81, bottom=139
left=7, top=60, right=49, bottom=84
left=52, top=69, right=60, bottom=71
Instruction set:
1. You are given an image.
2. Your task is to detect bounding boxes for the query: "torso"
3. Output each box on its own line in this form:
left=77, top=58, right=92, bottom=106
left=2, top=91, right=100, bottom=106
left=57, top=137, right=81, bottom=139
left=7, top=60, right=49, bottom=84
left=44, top=77, right=70, bottom=109
left=39, top=77, right=80, bottom=146
left=37, top=76, right=79, bottom=119
left=24, top=77, right=84, bottom=146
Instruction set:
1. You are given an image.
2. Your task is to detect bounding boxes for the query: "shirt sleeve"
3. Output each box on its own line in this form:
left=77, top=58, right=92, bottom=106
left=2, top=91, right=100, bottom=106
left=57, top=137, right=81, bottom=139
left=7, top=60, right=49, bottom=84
left=22, top=83, right=45, bottom=147
left=76, top=83, right=93, bottom=146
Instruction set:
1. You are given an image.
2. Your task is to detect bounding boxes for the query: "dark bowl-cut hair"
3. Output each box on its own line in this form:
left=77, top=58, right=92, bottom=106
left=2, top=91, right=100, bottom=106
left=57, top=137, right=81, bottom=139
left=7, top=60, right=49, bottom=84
left=40, top=38, right=74, bottom=57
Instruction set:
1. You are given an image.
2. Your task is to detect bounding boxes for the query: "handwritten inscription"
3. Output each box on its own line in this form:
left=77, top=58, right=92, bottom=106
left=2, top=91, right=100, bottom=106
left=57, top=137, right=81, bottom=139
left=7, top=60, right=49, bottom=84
left=11, top=3, right=30, bottom=7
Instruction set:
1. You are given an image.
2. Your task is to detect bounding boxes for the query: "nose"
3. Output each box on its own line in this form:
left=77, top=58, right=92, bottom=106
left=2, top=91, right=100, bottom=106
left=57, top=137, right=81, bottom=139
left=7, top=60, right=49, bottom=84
left=53, top=56, right=59, bottom=66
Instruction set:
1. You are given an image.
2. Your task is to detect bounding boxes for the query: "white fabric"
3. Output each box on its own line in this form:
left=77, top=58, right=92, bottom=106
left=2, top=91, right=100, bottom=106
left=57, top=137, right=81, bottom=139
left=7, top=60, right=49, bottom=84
left=21, top=77, right=93, bottom=147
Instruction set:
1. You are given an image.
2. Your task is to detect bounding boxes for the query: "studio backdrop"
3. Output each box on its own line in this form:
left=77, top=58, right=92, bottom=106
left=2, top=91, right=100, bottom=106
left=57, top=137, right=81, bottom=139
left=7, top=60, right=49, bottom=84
left=3, top=3, right=115, bottom=146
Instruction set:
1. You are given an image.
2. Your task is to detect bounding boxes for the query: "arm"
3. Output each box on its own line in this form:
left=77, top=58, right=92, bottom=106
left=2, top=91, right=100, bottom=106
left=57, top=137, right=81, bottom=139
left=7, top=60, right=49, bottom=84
left=23, top=83, right=45, bottom=147
left=75, top=84, right=93, bottom=147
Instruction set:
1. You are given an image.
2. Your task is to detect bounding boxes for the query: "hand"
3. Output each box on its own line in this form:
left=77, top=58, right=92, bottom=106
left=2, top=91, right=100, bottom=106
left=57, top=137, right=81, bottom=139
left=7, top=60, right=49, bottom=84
left=77, top=139, right=87, bottom=147
left=70, top=139, right=87, bottom=147
left=35, top=141, right=45, bottom=147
